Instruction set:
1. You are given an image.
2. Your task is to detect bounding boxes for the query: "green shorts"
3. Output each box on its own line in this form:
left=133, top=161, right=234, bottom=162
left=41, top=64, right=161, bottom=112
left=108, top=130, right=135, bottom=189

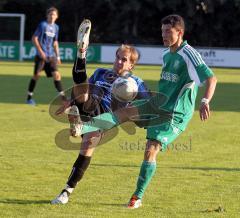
left=146, top=122, right=183, bottom=151
left=130, top=94, right=186, bottom=150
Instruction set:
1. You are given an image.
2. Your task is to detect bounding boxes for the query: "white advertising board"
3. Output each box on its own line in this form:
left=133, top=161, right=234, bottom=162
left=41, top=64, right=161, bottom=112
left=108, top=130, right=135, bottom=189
left=101, top=45, right=240, bottom=68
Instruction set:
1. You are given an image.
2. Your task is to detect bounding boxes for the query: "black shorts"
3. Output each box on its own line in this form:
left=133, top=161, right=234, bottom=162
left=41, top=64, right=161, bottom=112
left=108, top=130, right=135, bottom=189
left=70, top=83, right=106, bottom=121
left=34, top=55, right=58, bottom=77
left=71, top=91, right=105, bottom=122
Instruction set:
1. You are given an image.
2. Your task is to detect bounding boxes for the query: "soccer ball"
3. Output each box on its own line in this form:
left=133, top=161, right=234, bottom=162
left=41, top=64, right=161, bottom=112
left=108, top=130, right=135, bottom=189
left=111, top=76, right=138, bottom=102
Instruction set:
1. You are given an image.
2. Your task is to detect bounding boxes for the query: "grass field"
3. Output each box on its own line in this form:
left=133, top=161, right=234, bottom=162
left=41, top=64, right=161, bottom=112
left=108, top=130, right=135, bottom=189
left=0, top=61, right=239, bottom=218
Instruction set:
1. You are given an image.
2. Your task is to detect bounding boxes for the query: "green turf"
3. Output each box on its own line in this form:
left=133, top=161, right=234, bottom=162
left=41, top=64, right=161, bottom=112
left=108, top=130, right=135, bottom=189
left=0, top=61, right=239, bottom=218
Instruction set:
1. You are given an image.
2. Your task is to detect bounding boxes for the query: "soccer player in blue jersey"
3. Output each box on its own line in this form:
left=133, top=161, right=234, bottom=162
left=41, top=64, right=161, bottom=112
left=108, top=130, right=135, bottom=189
left=51, top=20, right=151, bottom=204
left=26, top=7, right=65, bottom=105
left=65, top=15, right=217, bottom=208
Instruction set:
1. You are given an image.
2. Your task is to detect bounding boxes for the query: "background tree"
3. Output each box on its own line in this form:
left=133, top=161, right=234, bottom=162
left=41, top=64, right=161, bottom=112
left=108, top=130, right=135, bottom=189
left=1, top=0, right=240, bottom=47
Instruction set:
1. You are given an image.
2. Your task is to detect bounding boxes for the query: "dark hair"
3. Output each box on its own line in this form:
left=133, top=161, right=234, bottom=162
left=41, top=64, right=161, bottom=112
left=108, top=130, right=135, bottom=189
left=161, top=14, right=185, bottom=32
left=46, top=7, right=59, bottom=16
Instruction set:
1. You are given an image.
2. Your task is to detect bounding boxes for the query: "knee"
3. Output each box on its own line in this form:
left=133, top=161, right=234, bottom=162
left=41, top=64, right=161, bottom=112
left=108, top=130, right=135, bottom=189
left=144, top=149, right=158, bottom=161
left=73, top=85, right=89, bottom=103
left=53, top=71, right=61, bottom=80
left=33, top=73, right=40, bottom=80
left=144, top=140, right=161, bottom=161
left=80, top=141, right=95, bottom=156
left=75, top=93, right=89, bottom=103
left=80, top=132, right=102, bottom=155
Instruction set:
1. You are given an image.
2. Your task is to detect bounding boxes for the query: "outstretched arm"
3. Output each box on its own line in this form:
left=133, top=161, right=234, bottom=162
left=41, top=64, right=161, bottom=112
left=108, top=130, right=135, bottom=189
left=199, top=76, right=217, bottom=121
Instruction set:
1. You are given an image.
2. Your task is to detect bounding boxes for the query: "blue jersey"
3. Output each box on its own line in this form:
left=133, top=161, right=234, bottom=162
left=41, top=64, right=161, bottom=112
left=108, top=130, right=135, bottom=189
left=33, top=21, right=59, bottom=57
left=88, top=68, right=150, bottom=112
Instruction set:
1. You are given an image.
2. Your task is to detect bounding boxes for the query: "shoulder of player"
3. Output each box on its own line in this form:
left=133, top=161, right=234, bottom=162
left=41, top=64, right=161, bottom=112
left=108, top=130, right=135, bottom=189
left=182, top=43, right=201, bottom=57
left=34, top=21, right=46, bottom=34
left=180, top=43, right=205, bottom=67
left=39, top=20, right=48, bottom=27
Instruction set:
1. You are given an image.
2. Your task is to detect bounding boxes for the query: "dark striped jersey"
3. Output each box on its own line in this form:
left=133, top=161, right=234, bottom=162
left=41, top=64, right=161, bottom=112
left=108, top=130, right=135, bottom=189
left=88, top=68, right=150, bottom=112
left=33, top=21, right=59, bottom=58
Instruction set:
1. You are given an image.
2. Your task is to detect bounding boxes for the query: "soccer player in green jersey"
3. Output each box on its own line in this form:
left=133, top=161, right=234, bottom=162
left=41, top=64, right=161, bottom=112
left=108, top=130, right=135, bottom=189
left=61, top=14, right=217, bottom=208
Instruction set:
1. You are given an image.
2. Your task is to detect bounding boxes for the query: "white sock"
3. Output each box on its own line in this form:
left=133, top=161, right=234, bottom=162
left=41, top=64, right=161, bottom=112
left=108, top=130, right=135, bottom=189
left=59, top=91, right=65, bottom=96
left=77, top=51, right=86, bottom=59
left=64, top=184, right=74, bottom=194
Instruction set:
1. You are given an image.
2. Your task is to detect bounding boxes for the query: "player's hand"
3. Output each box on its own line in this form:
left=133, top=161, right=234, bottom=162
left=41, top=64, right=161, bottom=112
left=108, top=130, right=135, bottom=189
left=57, top=57, right=61, bottom=64
left=199, top=103, right=210, bottom=121
left=40, top=51, right=47, bottom=60
left=55, top=99, right=71, bottom=115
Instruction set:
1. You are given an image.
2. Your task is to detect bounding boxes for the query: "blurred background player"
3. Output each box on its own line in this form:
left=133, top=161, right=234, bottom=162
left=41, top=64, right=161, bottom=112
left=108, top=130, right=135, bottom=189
left=51, top=19, right=151, bottom=204
left=70, top=14, right=217, bottom=209
left=26, top=7, right=65, bottom=105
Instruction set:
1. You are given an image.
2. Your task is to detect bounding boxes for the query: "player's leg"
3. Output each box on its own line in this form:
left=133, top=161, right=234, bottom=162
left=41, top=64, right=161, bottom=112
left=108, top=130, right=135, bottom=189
left=77, top=94, right=172, bottom=135
left=127, top=139, right=160, bottom=209
left=65, top=19, right=93, bottom=136
left=54, top=17, right=92, bottom=135
left=72, top=58, right=89, bottom=103
left=72, top=19, right=91, bottom=104
left=52, top=70, right=65, bottom=99
left=72, top=104, right=138, bottom=135
left=26, top=56, right=44, bottom=105
left=77, top=19, right=91, bottom=59
left=43, top=56, right=66, bottom=100
left=51, top=132, right=102, bottom=204
left=127, top=124, right=183, bottom=209
left=65, top=131, right=102, bottom=188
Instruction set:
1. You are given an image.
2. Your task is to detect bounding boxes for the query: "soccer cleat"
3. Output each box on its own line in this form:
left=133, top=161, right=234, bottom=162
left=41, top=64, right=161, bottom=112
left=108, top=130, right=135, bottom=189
left=77, top=19, right=91, bottom=59
left=67, top=105, right=83, bottom=137
left=51, top=190, right=70, bottom=205
left=26, top=99, right=36, bottom=106
left=127, top=195, right=142, bottom=209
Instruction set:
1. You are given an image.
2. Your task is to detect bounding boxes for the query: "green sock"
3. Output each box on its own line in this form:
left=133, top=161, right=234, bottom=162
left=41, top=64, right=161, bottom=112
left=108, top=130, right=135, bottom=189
left=134, top=160, right=156, bottom=199
left=81, top=112, right=119, bottom=134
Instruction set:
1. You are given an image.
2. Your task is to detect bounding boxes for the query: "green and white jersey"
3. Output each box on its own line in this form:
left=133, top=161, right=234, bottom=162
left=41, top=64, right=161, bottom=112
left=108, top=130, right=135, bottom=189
left=159, top=41, right=214, bottom=130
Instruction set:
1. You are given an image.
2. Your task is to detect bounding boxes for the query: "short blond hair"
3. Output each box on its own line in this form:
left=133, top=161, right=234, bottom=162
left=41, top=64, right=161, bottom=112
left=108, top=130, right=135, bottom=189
left=116, top=44, right=139, bottom=65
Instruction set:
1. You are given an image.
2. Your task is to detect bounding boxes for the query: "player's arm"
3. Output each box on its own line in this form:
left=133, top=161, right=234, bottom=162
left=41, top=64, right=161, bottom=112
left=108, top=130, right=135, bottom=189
left=32, top=35, right=46, bottom=60
left=184, top=47, right=217, bottom=121
left=53, top=40, right=61, bottom=64
left=199, top=75, right=217, bottom=121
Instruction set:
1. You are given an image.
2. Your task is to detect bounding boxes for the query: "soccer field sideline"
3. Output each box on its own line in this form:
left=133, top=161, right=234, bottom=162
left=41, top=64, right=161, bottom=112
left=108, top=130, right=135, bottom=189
left=0, top=61, right=239, bottom=217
